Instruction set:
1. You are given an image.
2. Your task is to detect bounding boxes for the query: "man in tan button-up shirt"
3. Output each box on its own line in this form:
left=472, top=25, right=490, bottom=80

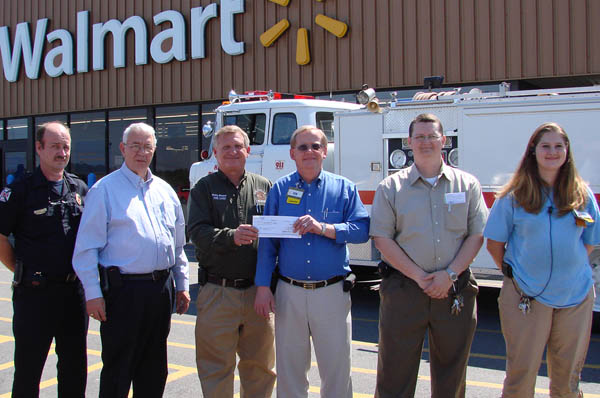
left=370, top=113, right=488, bottom=398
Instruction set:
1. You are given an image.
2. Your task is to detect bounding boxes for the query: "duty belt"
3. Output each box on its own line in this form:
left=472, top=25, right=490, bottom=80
left=278, top=274, right=344, bottom=290
left=20, top=271, right=79, bottom=287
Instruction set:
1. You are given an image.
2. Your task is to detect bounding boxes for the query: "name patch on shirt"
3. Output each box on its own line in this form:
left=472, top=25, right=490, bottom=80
left=445, top=192, right=466, bottom=205
left=211, top=194, right=227, bottom=201
left=0, top=188, right=11, bottom=202
left=286, top=187, right=304, bottom=205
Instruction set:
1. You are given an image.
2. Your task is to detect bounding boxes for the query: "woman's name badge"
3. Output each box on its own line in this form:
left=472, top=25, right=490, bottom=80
left=286, top=187, right=304, bottom=205
left=573, top=209, right=594, bottom=227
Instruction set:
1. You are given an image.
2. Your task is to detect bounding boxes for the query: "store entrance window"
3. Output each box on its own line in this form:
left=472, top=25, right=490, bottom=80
left=108, top=109, right=148, bottom=172
left=6, top=119, right=28, bottom=140
left=70, top=112, right=107, bottom=182
left=4, top=151, right=26, bottom=184
left=154, top=105, right=199, bottom=206
left=2, top=118, right=31, bottom=183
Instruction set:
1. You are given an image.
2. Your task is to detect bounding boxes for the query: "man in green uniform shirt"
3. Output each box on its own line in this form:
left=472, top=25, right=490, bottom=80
left=187, top=125, right=275, bottom=398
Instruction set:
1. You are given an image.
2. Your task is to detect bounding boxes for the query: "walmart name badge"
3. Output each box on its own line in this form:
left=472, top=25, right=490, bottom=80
left=286, top=187, right=304, bottom=205
left=573, top=209, right=594, bottom=227
left=445, top=192, right=466, bottom=212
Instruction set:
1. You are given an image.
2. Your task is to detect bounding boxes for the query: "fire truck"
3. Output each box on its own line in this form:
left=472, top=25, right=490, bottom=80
left=189, top=85, right=600, bottom=316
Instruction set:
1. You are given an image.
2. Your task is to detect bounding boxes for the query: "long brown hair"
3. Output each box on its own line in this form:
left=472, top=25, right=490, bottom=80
left=497, top=122, right=588, bottom=215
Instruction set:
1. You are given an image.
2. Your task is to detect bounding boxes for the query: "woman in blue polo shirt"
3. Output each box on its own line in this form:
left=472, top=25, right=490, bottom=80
left=484, top=122, right=600, bottom=398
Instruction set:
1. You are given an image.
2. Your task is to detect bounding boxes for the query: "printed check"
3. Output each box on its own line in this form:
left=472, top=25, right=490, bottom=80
left=253, top=216, right=301, bottom=238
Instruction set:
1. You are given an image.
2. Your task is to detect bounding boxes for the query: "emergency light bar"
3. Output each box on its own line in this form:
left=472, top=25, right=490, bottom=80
left=228, top=89, right=315, bottom=103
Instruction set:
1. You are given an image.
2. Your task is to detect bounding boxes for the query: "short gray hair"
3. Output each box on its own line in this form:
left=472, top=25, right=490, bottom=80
left=214, top=125, right=250, bottom=148
left=123, top=122, right=157, bottom=145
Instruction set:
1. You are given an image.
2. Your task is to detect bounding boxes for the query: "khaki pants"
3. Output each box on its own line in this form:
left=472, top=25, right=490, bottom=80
left=274, top=279, right=353, bottom=398
left=499, top=277, right=594, bottom=398
left=195, top=283, right=275, bottom=398
left=375, top=270, right=478, bottom=398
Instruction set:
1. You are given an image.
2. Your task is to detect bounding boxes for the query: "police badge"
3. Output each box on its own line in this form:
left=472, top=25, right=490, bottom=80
left=0, top=188, right=12, bottom=202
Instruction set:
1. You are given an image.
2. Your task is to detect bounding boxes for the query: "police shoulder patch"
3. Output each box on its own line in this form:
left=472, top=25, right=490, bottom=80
left=0, top=188, right=12, bottom=202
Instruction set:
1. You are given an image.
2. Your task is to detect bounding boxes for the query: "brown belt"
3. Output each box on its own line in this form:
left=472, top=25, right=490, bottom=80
left=203, top=273, right=253, bottom=289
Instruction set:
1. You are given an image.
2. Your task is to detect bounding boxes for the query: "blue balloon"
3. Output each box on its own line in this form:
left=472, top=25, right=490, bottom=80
left=87, top=173, right=97, bottom=187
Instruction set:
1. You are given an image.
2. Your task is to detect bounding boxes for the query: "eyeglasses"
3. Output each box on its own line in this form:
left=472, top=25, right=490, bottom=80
left=296, top=143, right=324, bottom=152
left=125, top=143, right=155, bottom=153
left=411, top=134, right=442, bottom=143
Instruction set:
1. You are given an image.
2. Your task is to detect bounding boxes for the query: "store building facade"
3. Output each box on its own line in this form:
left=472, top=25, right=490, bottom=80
left=1, top=0, right=599, bottom=194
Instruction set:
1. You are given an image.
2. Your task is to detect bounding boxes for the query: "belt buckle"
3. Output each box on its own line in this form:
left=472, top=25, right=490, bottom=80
left=151, top=270, right=162, bottom=281
left=66, top=273, right=77, bottom=282
left=302, top=282, right=315, bottom=290
left=233, top=279, right=246, bottom=288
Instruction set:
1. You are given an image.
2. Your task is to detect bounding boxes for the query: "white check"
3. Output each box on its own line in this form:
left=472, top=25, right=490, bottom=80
left=253, top=216, right=301, bottom=238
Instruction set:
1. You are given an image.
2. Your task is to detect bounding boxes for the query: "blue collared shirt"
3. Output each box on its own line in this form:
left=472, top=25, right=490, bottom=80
left=255, top=170, right=370, bottom=286
left=73, top=164, right=189, bottom=301
left=484, top=189, right=600, bottom=308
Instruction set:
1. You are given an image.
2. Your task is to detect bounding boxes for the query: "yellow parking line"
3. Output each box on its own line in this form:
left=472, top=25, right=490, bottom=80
left=168, top=341, right=196, bottom=349
left=0, top=335, right=598, bottom=398
left=172, top=318, right=195, bottom=326
left=166, top=363, right=198, bottom=382
left=0, top=361, right=14, bottom=371
left=0, top=335, right=13, bottom=344
left=3, top=329, right=600, bottom=371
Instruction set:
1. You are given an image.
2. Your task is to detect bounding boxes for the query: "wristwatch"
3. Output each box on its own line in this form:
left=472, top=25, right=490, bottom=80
left=320, top=223, right=327, bottom=236
left=445, top=268, right=458, bottom=283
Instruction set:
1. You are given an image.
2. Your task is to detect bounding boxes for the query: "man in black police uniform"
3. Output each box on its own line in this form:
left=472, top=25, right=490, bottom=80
left=0, top=122, right=88, bottom=397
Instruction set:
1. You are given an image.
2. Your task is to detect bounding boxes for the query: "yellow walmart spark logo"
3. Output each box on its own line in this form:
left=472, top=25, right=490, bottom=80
left=260, top=0, right=348, bottom=65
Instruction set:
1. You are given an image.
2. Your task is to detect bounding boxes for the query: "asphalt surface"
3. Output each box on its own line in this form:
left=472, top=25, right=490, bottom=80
left=0, top=250, right=598, bottom=397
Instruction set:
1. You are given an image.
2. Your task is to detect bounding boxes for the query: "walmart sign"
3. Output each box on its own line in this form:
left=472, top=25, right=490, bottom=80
left=0, top=0, right=245, bottom=82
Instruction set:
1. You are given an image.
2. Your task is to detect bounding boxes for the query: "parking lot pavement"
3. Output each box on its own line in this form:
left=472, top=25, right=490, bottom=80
left=0, top=262, right=598, bottom=397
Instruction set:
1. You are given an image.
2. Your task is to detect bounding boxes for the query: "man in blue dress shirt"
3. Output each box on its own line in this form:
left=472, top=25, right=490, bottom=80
left=72, top=122, right=190, bottom=398
left=254, top=125, right=370, bottom=398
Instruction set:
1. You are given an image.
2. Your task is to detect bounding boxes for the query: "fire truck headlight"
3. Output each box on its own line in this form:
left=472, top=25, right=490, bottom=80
left=389, top=150, right=407, bottom=169
left=448, top=148, right=459, bottom=167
